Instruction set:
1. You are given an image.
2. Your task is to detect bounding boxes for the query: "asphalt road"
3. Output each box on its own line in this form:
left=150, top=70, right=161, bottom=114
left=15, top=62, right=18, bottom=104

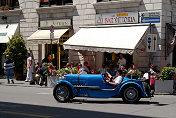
left=0, top=85, right=176, bottom=118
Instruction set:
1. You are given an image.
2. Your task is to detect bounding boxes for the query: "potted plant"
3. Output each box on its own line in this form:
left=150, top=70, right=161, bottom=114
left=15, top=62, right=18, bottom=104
left=155, top=67, right=176, bottom=94
left=4, top=35, right=27, bottom=80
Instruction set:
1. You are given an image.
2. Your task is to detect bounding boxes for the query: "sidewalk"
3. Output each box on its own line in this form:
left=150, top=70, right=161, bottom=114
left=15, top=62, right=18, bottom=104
left=0, top=76, right=46, bottom=88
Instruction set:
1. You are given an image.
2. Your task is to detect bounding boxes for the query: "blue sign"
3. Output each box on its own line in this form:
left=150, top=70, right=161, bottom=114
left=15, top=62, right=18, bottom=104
left=141, top=17, right=160, bottom=23
left=50, top=25, right=54, bottom=33
left=148, top=37, right=151, bottom=43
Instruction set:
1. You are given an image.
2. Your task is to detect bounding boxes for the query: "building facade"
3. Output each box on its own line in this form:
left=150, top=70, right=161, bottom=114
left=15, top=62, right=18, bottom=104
left=0, top=0, right=176, bottom=75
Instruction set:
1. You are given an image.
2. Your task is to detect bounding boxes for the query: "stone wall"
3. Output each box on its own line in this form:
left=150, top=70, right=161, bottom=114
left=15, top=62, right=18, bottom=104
left=18, top=0, right=39, bottom=63
left=70, top=0, right=97, bottom=68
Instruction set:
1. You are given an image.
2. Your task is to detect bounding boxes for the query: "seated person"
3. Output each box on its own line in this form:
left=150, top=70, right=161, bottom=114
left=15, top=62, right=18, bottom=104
left=34, top=62, right=42, bottom=85
left=34, top=62, right=46, bottom=85
left=79, top=62, right=90, bottom=74
left=106, top=70, right=123, bottom=86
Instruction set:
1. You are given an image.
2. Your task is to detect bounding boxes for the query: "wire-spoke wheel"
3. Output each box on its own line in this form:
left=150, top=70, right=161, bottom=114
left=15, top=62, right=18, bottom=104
left=53, top=85, right=71, bottom=102
left=122, top=86, right=140, bottom=104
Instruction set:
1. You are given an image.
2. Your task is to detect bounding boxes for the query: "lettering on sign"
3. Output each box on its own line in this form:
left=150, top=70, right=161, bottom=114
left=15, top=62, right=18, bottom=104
left=96, top=12, right=138, bottom=25
left=140, top=12, right=160, bottom=23
left=40, top=19, right=71, bottom=27
left=0, top=33, right=7, bottom=36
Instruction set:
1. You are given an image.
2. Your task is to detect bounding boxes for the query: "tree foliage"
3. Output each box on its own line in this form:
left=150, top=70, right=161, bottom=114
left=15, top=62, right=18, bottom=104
left=4, top=35, right=27, bottom=73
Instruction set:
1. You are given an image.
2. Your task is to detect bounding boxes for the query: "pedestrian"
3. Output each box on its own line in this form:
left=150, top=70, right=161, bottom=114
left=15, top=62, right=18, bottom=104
left=25, top=53, right=33, bottom=82
left=149, top=64, right=156, bottom=75
left=153, top=65, right=160, bottom=74
left=117, top=54, right=126, bottom=69
left=42, top=54, right=49, bottom=64
left=4, top=55, right=15, bottom=84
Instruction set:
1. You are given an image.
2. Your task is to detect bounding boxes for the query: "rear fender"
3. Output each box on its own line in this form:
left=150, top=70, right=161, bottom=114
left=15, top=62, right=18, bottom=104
left=54, top=80, right=76, bottom=97
left=120, top=81, right=145, bottom=97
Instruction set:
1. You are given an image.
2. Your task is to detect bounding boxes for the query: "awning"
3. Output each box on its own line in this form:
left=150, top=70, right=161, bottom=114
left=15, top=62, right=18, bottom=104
left=63, top=25, right=149, bottom=54
left=0, top=23, right=19, bottom=43
left=27, top=29, right=69, bottom=44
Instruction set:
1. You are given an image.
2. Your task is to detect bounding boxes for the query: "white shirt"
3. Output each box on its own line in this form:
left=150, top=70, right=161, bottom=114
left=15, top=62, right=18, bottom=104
left=118, top=58, right=126, bottom=68
left=27, top=56, right=32, bottom=68
left=113, top=76, right=123, bottom=84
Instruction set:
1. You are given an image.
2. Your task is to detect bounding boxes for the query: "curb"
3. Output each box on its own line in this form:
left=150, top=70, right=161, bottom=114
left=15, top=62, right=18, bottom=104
left=0, top=78, right=49, bottom=88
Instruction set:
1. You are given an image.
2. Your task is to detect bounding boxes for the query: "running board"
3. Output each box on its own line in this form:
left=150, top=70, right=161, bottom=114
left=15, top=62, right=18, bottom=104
left=73, top=85, right=120, bottom=91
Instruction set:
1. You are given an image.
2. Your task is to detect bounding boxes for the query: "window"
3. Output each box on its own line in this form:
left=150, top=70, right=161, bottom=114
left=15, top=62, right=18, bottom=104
left=0, top=0, right=19, bottom=10
left=40, top=0, right=73, bottom=7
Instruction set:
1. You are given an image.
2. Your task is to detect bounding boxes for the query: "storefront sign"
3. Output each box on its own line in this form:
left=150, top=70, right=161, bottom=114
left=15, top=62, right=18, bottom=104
left=141, top=12, right=160, bottom=23
left=40, top=19, right=71, bottom=27
left=96, top=12, right=138, bottom=25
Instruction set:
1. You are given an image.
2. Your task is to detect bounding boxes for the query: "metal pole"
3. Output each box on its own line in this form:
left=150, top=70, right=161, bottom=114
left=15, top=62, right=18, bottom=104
left=149, top=23, right=152, bottom=65
left=51, top=38, right=52, bottom=63
left=148, top=23, right=152, bottom=93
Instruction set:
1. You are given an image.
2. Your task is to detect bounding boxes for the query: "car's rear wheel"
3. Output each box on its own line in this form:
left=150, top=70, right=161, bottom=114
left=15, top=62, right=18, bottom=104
left=122, top=86, right=140, bottom=104
left=53, top=84, right=71, bottom=102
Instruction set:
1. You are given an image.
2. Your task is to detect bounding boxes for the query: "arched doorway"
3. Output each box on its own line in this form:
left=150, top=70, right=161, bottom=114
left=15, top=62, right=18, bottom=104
left=173, top=45, right=176, bottom=67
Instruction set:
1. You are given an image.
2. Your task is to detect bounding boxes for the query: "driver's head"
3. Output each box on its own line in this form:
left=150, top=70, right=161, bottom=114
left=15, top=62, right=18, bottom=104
left=116, top=70, right=122, bottom=76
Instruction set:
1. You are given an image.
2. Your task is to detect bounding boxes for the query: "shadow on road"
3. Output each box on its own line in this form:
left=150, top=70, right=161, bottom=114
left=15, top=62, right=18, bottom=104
left=0, top=101, right=154, bottom=118
left=71, top=98, right=165, bottom=106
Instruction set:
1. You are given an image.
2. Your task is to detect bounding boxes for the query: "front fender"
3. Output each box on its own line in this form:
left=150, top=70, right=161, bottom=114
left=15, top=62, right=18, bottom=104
left=119, top=81, right=145, bottom=97
left=54, top=80, right=76, bottom=98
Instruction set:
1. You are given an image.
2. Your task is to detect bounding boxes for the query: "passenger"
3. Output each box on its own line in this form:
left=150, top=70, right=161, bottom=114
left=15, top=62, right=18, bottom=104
left=106, top=70, right=123, bottom=86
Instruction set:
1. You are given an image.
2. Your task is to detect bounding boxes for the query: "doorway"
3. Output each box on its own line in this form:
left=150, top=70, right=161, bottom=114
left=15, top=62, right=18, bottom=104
left=0, top=44, right=6, bottom=75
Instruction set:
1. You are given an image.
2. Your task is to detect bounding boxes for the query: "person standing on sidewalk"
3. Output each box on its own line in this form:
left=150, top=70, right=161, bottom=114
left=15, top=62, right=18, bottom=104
left=4, top=55, right=15, bottom=84
left=25, top=53, right=33, bottom=82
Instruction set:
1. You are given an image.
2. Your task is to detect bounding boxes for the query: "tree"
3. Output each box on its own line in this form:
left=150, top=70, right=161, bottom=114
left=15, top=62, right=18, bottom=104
left=4, top=35, right=27, bottom=79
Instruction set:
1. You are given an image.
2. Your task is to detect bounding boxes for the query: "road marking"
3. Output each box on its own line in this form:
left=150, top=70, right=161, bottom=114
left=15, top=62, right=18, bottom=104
left=0, top=111, right=53, bottom=118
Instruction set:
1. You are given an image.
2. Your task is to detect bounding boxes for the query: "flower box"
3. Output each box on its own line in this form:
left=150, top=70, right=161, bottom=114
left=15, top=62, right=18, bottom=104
left=155, top=80, right=174, bottom=94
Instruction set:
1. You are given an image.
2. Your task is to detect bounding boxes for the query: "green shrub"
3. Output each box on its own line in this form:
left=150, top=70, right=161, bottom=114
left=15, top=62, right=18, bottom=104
left=159, top=67, right=176, bottom=80
left=4, top=35, right=27, bottom=74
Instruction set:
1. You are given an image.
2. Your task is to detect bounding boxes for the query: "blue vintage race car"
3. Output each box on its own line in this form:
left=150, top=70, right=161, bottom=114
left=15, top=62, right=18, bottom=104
left=53, top=74, right=153, bottom=103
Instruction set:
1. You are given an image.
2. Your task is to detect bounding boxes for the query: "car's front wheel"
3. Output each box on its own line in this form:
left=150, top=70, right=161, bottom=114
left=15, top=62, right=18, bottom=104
left=53, top=84, right=72, bottom=102
left=122, top=86, right=140, bottom=104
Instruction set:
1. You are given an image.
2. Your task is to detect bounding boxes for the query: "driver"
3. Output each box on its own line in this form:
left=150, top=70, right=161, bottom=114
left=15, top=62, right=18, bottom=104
left=106, top=70, right=123, bottom=86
